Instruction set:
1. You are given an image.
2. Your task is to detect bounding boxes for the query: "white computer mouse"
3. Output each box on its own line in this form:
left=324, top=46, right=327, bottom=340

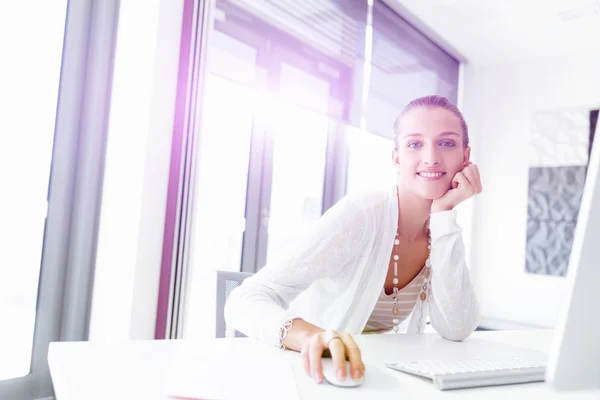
left=321, top=359, right=364, bottom=388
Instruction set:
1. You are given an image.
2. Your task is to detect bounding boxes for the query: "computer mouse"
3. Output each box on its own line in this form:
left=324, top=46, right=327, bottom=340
left=321, top=359, right=364, bottom=388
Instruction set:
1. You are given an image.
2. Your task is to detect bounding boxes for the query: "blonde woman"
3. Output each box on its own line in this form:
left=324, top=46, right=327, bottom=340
left=225, top=95, right=482, bottom=384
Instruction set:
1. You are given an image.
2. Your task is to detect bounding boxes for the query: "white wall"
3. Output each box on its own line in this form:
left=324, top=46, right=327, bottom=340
left=89, top=0, right=184, bottom=341
left=454, top=62, right=479, bottom=273
left=462, top=53, right=600, bottom=329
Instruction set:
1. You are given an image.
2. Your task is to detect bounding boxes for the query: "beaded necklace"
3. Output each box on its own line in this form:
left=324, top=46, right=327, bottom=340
left=391, top=187, right=431, bottom=333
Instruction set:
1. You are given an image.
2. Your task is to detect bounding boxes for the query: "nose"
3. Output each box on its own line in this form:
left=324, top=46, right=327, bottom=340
left=423, top=146, right=440, bottom=166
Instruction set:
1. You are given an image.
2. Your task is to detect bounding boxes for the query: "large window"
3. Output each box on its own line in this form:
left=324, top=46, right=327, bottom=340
left=182, top=7, right=348, bottom=339
left=161, top=0, right=460, bottom=340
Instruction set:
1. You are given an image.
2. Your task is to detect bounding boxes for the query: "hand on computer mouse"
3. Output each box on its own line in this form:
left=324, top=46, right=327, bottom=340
left=300, top=329, right=365, bottom=384
left=321, top=359, right=364, bottom=387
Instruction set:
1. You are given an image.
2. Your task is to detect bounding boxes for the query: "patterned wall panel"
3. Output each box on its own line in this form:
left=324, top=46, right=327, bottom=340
left=526, top=166, right=586, bottom=275
left=526, top=109, right=596, bottom=276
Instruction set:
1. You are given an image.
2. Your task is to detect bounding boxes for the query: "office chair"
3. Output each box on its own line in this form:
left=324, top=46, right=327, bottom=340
left=215, top=270, right=253, bottom=338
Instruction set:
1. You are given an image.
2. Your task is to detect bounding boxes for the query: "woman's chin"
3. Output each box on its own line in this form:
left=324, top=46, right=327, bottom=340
left=417, top=187, right=449, bottom=200
left=399, top=180, right=450, bottom=200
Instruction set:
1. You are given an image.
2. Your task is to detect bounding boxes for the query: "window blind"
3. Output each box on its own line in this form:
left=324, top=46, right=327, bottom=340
left=365, top=1, right=459, bottom=139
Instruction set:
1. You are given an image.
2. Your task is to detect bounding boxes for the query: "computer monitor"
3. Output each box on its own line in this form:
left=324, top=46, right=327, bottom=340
left=546, top=120, right=600, bottom=391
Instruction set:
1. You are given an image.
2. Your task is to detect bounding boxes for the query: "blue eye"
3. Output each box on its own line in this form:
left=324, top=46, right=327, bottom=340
left=407, top=142, right=422, bottom=149
left=440, top=140, right=456, bottom=147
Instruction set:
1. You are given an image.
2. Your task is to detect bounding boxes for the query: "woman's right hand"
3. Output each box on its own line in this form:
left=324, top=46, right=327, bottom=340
left=300, top=330, right=365, bottom=384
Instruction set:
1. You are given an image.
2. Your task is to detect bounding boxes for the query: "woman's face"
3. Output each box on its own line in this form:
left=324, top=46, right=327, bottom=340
left=393, top=107, right=470, bottom=200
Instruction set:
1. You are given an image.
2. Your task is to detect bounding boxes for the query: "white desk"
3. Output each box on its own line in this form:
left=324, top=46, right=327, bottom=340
left=48, top=330, right=600, bottom=399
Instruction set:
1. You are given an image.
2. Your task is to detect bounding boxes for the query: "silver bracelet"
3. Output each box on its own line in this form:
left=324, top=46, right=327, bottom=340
left=277, top=316, right=301, bottom=350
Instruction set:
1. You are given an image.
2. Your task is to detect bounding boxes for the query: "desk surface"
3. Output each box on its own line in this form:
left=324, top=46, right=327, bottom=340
left=48, top=330, right=599, bottom=399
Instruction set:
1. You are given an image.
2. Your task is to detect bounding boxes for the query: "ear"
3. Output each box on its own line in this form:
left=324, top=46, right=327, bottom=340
left=463, top=146, right=471, bottom=166
left=392, top=149, right=401, bottom=168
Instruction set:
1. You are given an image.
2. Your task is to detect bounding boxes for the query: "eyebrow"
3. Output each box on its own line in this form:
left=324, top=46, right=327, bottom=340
left=404, top=131, right=460, bottom=138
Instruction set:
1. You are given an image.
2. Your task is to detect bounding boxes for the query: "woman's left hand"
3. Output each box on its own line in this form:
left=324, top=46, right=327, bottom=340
left=431, top=162, right=482, bottom=213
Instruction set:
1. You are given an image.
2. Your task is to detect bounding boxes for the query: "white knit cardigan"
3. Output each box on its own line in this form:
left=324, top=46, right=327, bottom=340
left=224, top=186, right=481, bottom=347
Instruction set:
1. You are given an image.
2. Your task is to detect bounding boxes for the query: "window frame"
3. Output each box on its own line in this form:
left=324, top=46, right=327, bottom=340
left=0, top=0, right=119, bottom=398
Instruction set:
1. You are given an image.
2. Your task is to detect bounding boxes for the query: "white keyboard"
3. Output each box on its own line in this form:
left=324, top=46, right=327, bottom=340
left=386, top=356, right=546, bottom=390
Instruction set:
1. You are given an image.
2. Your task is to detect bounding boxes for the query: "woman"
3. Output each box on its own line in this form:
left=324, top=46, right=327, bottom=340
left=224, top=95, right=482, bottom=384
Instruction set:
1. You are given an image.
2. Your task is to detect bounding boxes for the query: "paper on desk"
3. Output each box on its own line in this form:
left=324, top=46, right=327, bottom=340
left=165, top=358, right=301, bottom=400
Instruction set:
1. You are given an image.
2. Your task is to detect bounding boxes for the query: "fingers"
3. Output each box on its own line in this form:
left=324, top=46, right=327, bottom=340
left=339, top=333, right=365, bottom=380
left=308, top=334, right=325, bottom=383
left=453, top=171, right=468, bottom=191
left=301, top=342, right=311, bottom=377
left=328, top=335, right=347, bottom=380
left=458, top=169, right=473, bottom=192
left=461, top=164, right=482, bottom=194
left=303, top=331, right=365, bottom=384
left=472, top=164, right=482, bottom=192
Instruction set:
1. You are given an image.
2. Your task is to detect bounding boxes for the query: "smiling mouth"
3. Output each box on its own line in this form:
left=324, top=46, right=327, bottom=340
left=417, top=172, right=446, bottom=178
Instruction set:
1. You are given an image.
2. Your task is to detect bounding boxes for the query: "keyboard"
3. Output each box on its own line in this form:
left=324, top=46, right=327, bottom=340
left=385, top=356, right=546, bottom=390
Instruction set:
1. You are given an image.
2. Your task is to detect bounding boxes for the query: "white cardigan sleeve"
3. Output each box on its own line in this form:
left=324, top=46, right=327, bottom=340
left=224, top=194, right=367, bottom=347
left=428, top=210, right=481, bottom=341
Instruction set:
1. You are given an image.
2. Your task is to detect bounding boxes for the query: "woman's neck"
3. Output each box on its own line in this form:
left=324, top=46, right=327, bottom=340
left=396, top=184, right=432, bottom=241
